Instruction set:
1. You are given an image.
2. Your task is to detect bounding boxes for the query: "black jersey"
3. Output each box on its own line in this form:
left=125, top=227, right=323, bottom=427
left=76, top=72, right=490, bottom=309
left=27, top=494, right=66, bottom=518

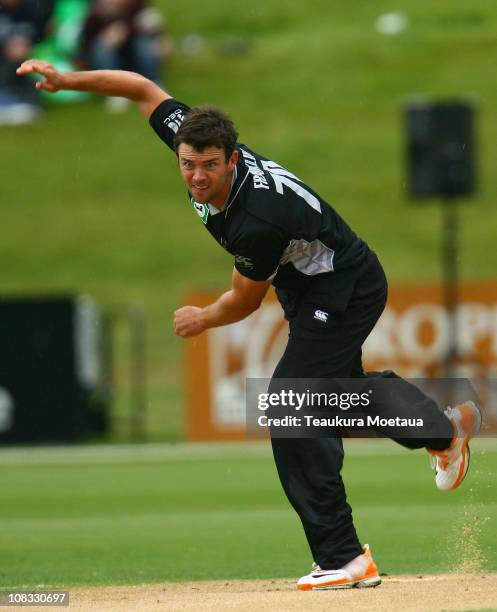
left=150, top=99, right=374, bottom=315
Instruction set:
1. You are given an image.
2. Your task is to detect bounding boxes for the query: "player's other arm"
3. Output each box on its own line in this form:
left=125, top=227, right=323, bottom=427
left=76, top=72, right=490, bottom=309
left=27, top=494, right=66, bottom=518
left=16, top=60, right=169, bottom=118
left=174, top=268, right=273, bottom=338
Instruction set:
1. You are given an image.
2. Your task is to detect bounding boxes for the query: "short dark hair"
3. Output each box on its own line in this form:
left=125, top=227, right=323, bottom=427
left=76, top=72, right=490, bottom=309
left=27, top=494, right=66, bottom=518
left=175, top=106, right=238, bottom=161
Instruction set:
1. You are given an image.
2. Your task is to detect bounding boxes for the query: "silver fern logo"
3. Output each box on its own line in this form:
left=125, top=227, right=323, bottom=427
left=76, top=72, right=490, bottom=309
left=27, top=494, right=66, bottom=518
left=191, top=199, right=209, bottom=224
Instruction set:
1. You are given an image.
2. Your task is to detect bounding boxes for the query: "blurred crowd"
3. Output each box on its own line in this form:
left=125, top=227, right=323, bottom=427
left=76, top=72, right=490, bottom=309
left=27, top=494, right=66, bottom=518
left=0, top=0, right=169, bottom=124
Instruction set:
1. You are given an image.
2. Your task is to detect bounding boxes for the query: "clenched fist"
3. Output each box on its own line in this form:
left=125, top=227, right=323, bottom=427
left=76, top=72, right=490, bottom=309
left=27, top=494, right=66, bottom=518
left=174, top=306, right=207, bottom=338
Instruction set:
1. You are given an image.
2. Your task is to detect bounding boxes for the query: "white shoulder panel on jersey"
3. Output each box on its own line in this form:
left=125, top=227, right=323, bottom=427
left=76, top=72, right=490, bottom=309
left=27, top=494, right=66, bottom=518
left=280, top=238, right=335, bottom=276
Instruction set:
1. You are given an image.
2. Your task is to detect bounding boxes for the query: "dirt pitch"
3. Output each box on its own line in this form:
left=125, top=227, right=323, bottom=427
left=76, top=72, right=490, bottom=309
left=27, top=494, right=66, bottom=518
left=48, top=574, right=496, bottom=611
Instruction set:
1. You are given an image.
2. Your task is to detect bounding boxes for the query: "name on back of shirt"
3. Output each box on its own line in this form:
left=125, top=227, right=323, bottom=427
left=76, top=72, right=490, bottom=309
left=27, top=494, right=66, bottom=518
left=241, top=149, right=269, bottom=190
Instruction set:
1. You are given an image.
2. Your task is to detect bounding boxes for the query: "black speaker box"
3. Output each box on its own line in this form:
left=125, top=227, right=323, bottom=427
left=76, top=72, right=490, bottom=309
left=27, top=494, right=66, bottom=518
left=406, top=101, right=475, bottom=199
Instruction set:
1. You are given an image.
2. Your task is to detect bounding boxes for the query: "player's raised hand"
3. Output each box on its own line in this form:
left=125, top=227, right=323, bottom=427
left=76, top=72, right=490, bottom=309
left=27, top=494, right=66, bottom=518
left=16, top=60, right=66, bottom=93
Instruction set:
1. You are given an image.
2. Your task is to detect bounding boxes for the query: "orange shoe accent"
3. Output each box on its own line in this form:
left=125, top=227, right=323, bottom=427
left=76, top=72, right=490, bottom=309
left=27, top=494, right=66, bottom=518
left=297, top=544, right=381, bottom=590
left=428, top=401, right=481, bottom=491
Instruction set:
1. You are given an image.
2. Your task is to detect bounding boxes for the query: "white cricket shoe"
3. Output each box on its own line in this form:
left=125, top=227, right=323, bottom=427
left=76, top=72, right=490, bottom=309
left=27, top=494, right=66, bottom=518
left=428, top=401, right=482, bottom=491
left=297, top=544, right=381, bottom=590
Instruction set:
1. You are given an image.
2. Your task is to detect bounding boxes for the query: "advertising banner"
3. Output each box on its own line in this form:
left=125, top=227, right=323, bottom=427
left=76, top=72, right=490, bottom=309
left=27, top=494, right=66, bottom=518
left=184, top=283, right=497, bottom=440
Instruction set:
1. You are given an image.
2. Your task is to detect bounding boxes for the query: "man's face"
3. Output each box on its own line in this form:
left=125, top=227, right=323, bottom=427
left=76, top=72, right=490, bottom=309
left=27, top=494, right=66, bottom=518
left=177, top=144, right=238, bottom=207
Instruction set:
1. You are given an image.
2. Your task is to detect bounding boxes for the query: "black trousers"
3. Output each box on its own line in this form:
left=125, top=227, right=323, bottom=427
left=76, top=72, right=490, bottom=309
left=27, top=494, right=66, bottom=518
left=270, top=253, right=453, bottom=569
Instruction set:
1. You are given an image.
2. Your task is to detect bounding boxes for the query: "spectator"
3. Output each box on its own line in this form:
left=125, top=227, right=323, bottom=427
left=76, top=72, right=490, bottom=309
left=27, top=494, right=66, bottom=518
left=0, top=0, right=53, bottom=124
left=80, top=0, right=168, bottom=111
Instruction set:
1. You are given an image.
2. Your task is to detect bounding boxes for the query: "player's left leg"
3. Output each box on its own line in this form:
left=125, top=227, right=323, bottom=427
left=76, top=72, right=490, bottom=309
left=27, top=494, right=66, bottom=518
left=427, top=401, right=482, bottom=490
left=361, top=371, right=482, bottom=491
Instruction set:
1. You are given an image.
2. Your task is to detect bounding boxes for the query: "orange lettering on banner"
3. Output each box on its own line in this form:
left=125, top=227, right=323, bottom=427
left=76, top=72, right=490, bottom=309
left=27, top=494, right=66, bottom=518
left=184, top=283, right=497, bottom=441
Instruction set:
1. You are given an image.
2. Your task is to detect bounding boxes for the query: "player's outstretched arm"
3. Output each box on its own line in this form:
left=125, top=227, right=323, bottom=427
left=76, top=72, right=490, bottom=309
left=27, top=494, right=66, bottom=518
left=16, top=60, right=170, bottom=118
left=174, top=269, right=273, bottom=338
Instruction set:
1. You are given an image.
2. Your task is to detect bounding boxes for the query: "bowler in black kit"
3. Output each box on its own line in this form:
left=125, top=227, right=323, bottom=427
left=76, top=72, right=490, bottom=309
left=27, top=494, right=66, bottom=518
left=17, top=58, right=481, bottom=590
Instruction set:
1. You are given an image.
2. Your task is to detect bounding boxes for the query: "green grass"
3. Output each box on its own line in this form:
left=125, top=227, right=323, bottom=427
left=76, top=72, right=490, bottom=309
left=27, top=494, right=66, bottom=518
left=2, top=1, right=497, bottom=438
left=0, top=440, right=495, bottom=587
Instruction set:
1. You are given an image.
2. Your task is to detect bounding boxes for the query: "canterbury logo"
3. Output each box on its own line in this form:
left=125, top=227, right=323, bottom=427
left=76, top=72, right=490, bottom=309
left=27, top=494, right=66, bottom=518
left=314, top=309, right=328, bottom=323
left=235, top=255, right=254, bottom=269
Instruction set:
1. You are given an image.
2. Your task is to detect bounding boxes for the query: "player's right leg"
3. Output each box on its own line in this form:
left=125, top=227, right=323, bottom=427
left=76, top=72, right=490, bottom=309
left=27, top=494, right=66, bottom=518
left=297, top=543, right=381, bottom=590
left=270, top=434, right=364, bottom=570
left=269, top=318, right=386, bottom=586
left=270, top=253, right=388, bottom=589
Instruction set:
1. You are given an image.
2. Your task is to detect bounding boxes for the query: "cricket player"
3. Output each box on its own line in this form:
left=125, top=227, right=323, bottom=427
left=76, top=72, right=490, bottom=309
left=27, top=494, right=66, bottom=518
left=17, top=60, right=482, bottom=590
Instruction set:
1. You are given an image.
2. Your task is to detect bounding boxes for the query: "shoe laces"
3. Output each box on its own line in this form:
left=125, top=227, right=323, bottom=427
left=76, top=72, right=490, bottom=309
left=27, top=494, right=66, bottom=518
left=430, top=447, right=452, bottom=471
left=429, top=405, right=459, bottom=471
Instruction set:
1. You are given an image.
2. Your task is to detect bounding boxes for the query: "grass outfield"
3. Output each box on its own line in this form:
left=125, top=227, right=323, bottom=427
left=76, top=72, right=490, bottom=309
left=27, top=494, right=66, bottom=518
left=0, top=440, right=495, bottom=588
left=1, top=1, right=497, bottom=439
